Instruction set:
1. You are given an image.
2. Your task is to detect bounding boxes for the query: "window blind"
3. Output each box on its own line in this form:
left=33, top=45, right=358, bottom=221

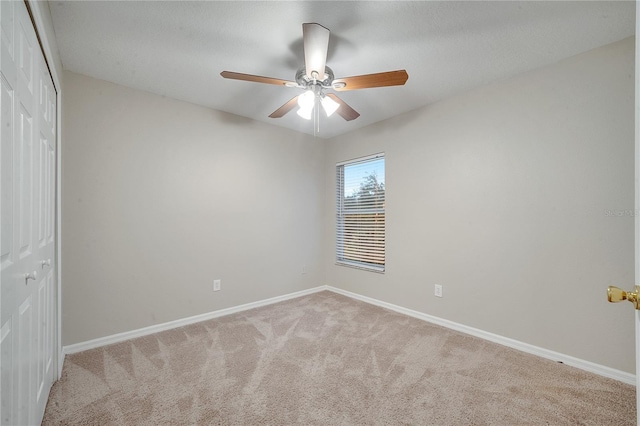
left=336, top=154, right=385, bottom=272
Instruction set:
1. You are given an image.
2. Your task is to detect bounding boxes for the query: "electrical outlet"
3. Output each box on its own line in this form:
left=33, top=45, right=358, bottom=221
left=434, top=284, right=443, bottom=298
left=213, top=279, right=221, bottom=292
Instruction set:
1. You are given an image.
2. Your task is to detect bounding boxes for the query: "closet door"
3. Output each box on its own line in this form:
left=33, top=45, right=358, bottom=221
left=33, top=14, right=56, bottom=422
left=1, top=1, right=56, bottom=424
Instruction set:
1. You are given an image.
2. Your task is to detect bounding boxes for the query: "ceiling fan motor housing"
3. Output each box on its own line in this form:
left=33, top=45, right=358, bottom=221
left=296, top=66, right=335, bottom=88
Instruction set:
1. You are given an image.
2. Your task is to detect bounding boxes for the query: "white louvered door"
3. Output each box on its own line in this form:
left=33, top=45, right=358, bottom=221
left=1, top=1, right=57, bottom=424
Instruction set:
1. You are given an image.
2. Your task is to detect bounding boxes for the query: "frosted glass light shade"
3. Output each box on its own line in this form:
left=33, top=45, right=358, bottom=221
left=298, top=90, right=315, bottom=109
left=297, top=105, right=313, bottom=120
left=321, top=95, right=339, bottom=117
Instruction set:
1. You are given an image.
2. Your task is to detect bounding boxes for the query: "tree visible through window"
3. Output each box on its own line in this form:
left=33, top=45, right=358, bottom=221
left=336, top=154, right=385, bottom=272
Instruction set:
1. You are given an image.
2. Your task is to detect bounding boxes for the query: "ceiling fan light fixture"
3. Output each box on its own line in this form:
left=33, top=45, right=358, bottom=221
left=321, top=94, right=340, bottom=117
left=297, top=105, right=313, bottom=120
left=298, top=90, right=315, bottom=109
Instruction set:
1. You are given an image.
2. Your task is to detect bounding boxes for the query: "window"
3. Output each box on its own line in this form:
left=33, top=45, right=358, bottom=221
left=336, top=154, right=385, bottom=272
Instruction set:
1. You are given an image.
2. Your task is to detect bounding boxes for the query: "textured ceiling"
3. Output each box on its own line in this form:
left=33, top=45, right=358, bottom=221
left=49, top=1, right=635, bottom=139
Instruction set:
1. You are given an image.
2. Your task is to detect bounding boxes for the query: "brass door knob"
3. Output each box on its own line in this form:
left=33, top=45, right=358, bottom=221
left=607, top=286, right=640, bottom=310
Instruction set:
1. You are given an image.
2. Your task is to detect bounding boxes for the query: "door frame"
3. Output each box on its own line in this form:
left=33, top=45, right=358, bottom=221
left=635, top=0, right=639, bottom=419
left=24, top=0, right=63, bottom=380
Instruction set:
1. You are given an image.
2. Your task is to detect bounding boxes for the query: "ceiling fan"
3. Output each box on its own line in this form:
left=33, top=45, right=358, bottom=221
left=220, top=23, right=409, bottom=122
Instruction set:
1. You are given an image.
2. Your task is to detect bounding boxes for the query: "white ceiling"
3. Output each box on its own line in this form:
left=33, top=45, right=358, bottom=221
left=49, top=1, right=635, bottom=139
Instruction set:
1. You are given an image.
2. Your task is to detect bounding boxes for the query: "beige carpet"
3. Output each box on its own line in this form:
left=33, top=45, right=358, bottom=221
left=43, top=291, right=635, bottom=425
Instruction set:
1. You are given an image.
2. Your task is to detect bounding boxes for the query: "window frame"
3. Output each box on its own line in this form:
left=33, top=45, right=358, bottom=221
left=335, top=153, right=385, bottom=273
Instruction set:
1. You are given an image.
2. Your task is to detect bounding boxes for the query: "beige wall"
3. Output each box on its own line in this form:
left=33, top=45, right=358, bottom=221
left=323, top=37, right=636, bottom=373
left=62, top=71, right=325, bottom=345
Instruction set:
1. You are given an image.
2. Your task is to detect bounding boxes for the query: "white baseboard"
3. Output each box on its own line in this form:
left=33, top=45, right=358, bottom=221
left=326, top=286, right=635, bottom=386
left=63, top=286, right=328, bottom=355
left=62, top=284, right=634, bottom=386
left=58, top=351, right=65, bottom=376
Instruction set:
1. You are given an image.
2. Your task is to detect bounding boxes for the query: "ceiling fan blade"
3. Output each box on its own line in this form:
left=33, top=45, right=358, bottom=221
left=269, top=95, right=300, bottom=118
left=302, top=23, right=330, bottom=81
left=220, top=71, right=297, bottom=87
left=326, top=93, right=360, bottom=121
left=333, top=70, right=409, bottom=91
